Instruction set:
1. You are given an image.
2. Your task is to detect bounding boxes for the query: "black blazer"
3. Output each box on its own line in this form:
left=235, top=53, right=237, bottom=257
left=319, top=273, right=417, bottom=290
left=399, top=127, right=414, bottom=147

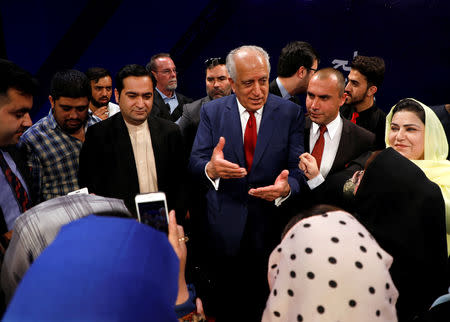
left=0, top=146, right=33, bottom=234
left=150, top=90, right=193, bottom=122
left=269, top=79, right=302, bottom=105
left=78, top=113, right=186, bottom=219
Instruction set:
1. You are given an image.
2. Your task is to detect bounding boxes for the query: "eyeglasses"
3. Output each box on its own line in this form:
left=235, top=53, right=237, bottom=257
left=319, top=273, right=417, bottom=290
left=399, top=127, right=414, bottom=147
left=204, top=57, right=226, bottom=67
left=308, top=67, right=318, bottom=73
left=155, top=68, right=177, bottom=75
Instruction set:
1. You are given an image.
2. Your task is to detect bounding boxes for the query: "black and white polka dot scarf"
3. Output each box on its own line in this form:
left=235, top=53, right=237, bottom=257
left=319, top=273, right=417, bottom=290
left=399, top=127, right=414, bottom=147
left=262, top=211, right=399, bottom=322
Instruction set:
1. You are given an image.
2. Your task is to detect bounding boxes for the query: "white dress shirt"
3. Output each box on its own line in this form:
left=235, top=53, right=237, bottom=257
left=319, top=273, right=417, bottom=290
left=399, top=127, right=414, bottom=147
left=307, top=114, right=343, bottom=189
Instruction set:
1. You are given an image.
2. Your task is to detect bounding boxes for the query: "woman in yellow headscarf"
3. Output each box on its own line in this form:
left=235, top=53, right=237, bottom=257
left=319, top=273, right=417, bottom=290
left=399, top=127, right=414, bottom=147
left=386, top=98, right=450, bottom=254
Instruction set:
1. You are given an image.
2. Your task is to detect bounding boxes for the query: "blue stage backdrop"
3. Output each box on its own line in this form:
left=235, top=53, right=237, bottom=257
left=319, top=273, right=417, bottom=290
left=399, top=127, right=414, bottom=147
left=1, top=0, right=449, bottom=122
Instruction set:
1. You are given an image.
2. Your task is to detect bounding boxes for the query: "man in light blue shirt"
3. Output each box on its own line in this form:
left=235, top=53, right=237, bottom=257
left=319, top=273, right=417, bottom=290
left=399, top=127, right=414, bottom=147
left=146, top=53, right=193, bottom=122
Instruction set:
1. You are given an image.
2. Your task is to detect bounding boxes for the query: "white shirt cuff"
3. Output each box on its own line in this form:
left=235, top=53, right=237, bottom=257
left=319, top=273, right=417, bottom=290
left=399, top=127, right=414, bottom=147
left=307, top=174, right=325, bottom=190
left=205, top=162, right=220, bottom=190
left=275, top=189, right=291, bottom=207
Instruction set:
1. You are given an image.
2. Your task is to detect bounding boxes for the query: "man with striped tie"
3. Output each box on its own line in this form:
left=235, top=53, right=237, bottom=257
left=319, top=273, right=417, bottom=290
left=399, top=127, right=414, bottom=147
left=0, top=59, right=37, bottom=237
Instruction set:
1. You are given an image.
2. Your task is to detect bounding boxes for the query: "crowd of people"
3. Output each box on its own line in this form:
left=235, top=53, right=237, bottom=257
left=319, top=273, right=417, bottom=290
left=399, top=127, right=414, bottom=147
left=0, top=40, right=449, bottom=321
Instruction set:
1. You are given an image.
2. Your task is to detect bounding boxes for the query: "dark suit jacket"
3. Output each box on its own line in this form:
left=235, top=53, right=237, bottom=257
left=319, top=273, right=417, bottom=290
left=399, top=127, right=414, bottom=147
left=189, top=94, right=305, bottom=257
left=179, top=96, right=211, bottom=158
left=0, top=146, right=33, bottom=234
left=269, top=78, right=302, bottom=106
left=150, top=90, right=193, bottom=122
left=301, top=116, right=376, bottom=209
left=78, top=113, right=186, bottom=219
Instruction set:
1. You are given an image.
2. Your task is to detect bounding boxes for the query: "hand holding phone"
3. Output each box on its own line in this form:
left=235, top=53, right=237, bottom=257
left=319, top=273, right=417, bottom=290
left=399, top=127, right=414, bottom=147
left=135, top=192, right=169, bottom=234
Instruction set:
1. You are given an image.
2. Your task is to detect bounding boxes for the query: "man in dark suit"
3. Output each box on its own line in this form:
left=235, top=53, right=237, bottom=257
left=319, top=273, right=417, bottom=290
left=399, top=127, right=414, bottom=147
left=269, top=41, right=319, bottom=107
left=146, top=53, right=192, bottom=122
left=0, top=59, right=37, bottom=237
left=78, top=64, right=185, bottom=218
left=189, top=46, right=304, bottom=320
left=299, top=68, right=375, bottom=208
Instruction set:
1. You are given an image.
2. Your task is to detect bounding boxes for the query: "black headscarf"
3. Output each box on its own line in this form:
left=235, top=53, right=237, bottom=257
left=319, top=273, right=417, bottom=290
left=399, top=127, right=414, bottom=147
left=354, top=148, right=448, bottom=321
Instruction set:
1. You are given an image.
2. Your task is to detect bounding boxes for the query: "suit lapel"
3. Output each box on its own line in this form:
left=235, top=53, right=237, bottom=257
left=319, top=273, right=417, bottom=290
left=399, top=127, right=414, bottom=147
left=113, top=114, right=140, bottom=191
left=223, top=98, right=245, bottom=166
left=304, top=118, right=312, bottom=152
left=329, top=117, right=349, bottom=174
left=154, top=91, right=171, bottom=119
left=251, top=95, right=278, bottom=172
left=148, top=116, right=163, bottom=177
left=269, top=79, right=282, bottom=97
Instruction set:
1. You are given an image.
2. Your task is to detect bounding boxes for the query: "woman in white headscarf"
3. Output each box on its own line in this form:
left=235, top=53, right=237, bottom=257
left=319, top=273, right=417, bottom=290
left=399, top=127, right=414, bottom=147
left=262, top=207, right=398, bottom=322
left=385, top=98, right=450, bottom=253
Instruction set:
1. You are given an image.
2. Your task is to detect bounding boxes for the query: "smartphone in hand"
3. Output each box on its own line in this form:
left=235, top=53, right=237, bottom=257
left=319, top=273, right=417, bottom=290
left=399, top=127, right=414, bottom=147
left=135, top=192, right=169, bottom=235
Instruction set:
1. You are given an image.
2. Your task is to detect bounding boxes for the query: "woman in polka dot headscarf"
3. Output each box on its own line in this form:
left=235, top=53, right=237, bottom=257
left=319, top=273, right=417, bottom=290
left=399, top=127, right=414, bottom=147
left=262, top=207, right=398, bottom=322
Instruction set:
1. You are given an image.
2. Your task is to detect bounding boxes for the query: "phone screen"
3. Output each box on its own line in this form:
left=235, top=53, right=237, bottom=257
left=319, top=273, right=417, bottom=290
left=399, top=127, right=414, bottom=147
left=137, top=200, right=168, bottom=234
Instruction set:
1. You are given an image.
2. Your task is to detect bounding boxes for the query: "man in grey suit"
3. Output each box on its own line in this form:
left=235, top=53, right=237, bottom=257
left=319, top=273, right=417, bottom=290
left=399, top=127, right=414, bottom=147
left=178, top=57, right=232, bottom=156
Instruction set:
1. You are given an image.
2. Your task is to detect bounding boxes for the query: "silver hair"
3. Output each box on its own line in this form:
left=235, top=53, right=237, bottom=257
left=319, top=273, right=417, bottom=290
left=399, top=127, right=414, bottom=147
left=226, top=45, right=270, bottom=82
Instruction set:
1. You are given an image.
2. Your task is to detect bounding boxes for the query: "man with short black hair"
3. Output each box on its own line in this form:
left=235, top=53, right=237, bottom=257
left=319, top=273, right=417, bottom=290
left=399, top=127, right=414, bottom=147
left=0, top=59, right=37, bottom=235
left=85, top=67, right=120, bottom=120
left=79, top=64, right=186, bottom=217
left=146, top=53, right=193, bottom=122
left=341, top=55, right=386, bottom=149
left=269, top=41, right=319, bottom=106
left=20, top=69, right=98, bottom=203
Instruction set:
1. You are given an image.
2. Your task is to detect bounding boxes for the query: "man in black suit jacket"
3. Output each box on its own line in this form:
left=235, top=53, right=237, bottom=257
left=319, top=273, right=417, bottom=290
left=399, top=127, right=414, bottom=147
left=269, top=41, right=319, bottom=107
left=78, top=64, right=186, bottom=219
left=0, top=59, right=37, bottom=236
left=146, top=53, right=193, bottom=122
left=299, top=68, right=375, bottom=209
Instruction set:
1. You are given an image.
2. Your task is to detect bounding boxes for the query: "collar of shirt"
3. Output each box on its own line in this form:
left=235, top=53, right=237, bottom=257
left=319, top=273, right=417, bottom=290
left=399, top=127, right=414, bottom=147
left=156, top=87, right=179, bottom=115
left=156, top=87, right=176, bottom=101
left=124, top=118, right=148, bottom=135
left=276, top=77, right=291, bottom=100
left=237, top=97, right=264, bottom=141
left=311, top=113, right=342, bottom=141
left=47, top=110, right=59, bottom=130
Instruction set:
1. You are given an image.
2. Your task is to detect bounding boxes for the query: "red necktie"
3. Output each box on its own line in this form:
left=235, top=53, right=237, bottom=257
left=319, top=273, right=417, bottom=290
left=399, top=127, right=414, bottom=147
left=0, top=152, right=32, bottom=213
left=244, top=111, right=257, bottom=172
left=350, top=112, right=359, bottom=124
left=311, top=125, right=327, bottom=170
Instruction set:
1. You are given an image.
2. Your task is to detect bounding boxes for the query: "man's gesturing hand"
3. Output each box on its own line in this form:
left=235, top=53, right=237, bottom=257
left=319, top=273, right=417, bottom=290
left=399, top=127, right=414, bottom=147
left=299, top=152, right=320, bottom=180
left=206, top=137, right=247, bottom=180
left=248, top=170, right=291, bottom=201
